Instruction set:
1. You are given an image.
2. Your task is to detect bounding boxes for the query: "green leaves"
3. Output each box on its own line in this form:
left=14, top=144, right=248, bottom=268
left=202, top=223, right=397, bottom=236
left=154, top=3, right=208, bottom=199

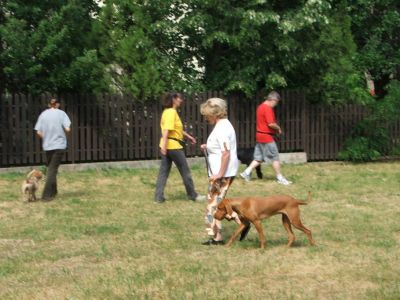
left=0, top=0, right=106, bottom=95
left=1, top=0, right=398, bottom=105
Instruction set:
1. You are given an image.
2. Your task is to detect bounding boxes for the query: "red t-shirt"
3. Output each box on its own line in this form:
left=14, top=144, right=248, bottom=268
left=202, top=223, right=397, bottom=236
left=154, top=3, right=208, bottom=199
left=255, top=103, right=277, bottom=143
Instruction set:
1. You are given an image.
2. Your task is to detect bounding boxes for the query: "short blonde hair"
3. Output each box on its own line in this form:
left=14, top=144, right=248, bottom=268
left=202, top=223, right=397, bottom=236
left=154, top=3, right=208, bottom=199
left=200, top=98, right=227, bottom=119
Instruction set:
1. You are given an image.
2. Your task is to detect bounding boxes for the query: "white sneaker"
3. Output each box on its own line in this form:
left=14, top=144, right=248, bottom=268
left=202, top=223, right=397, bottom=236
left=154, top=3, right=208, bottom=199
left=240, top=172, right=251, bottom=182
left=277, top=175, right=292, bottom=185
left=194, top=195, right=206, bottom=202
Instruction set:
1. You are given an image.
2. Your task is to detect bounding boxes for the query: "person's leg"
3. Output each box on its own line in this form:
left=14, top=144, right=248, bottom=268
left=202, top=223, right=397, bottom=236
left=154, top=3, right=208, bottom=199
left=42, top=150, right=63, bottom=200
left=169, top=149, right=198, bottom=200
left=203, top=177, right=234, bottom=244
left=267, top=142, right=292, bottom=185
left=240, top=144, right=263, bottom=181
left=154, top=152, right=172, bottom=202
left=271, top=160, right=282, bottom=177
left=243, top=160, right=261, bottom=175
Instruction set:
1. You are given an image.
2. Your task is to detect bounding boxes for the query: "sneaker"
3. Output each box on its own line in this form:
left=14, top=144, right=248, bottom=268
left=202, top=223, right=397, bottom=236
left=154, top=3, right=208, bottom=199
left=41, top=197, right=55, bottom=202
left=240, top=171, right=251, bottom=182
left=194, top=195, right=206, bottom=202
left=277, top=175, right=292, bottom=185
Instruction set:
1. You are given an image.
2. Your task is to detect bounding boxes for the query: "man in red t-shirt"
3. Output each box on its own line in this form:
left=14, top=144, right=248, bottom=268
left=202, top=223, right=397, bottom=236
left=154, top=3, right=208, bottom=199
left=240, top=91, right=292, bottom=185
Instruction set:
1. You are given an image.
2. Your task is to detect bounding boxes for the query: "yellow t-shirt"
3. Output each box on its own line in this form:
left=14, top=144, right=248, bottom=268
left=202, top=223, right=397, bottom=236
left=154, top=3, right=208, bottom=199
left=159, top=108, right=184, bottom=150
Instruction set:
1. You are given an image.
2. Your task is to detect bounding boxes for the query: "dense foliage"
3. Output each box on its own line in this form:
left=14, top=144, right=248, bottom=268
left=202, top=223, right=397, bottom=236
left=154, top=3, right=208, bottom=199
left=1, top=0, right=398, bottom=102
left=0, top=0, right=109, bottom=95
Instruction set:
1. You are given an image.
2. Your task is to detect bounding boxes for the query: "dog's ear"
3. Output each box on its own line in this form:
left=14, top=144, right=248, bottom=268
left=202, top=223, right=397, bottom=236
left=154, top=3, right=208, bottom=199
left=34, top=170, right=43, bottom=179
left=26, top=170, right=35, bottom=179
left=224, top=200, right=233, bottom=216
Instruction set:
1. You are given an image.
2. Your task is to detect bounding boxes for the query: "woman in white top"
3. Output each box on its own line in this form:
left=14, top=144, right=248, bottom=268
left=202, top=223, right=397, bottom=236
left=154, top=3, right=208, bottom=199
left=34, top=98, right=71, bottom=201
left=200, top=97, right=239, bottom=245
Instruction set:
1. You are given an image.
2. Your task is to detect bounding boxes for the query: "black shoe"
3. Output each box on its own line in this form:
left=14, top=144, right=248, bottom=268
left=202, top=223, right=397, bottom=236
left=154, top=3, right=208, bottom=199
left=42, top=197, right=54, bottom=202
left=154, top=198, right=165, bottom=204
left=239, top=224, right=251, bottom=241
left=202, top=239, right=224, bottom=246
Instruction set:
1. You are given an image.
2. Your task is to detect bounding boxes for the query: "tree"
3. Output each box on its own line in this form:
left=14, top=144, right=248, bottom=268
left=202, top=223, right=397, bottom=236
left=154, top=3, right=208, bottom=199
left=95, top=0, right=203, bottom=100
left=0, top=0, right=108, bottom=95
left=336, top=0, right=400, bottom=160
left=349, top=0, right=400, bottom=98
left=180, top=0, right=344, bottom=98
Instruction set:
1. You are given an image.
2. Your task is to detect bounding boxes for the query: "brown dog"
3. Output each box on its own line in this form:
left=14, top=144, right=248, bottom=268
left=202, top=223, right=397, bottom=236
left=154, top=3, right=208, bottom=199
left=21, top=169, right=43, bottom=202
left=214, top=193, right=315, bottom=248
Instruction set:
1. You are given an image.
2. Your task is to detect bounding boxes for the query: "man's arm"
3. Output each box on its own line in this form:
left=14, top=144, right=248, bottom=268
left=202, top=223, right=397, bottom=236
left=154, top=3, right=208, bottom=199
left=268, top=122, right=282, bottom=134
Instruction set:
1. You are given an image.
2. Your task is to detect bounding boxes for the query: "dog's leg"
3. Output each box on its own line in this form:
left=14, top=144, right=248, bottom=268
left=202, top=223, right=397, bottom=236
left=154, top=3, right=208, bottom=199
left=226, top=222, right=248, bottom=247
left=255, top=165, right=263, bottom=179
left=287, top=208, right=315, bottom=246
left=282, top=214, right=296, bottom=247
left=239, top=223, right=251, bottom=241
left=252, top=219, right=266, bottom=249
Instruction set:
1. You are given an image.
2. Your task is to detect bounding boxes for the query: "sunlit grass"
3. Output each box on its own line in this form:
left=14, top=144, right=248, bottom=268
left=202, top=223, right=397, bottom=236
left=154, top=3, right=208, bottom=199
left=0, top=161, right=399, bottom=299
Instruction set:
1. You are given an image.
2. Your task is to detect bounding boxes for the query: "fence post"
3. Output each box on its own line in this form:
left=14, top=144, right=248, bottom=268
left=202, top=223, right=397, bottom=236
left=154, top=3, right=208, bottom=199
left=302, top=93, right=309, bottom=158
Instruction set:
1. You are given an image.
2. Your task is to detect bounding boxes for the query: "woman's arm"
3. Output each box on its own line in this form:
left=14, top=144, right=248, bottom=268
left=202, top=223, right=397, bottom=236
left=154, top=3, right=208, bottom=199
left=160, top=129, right=169, bottom=155
left=183, top=131, right=197, bottom=144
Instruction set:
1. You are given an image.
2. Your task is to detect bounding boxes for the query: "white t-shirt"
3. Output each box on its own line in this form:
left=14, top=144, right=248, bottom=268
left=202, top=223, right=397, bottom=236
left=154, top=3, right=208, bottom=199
left=35, top=108, right=71, bottom=151
left=206, top=118, right=239, bottom=177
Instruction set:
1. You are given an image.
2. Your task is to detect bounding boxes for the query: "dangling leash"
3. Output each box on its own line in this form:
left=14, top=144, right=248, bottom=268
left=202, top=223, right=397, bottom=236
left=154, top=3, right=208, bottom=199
left=202, top=148, right=213, bottom=178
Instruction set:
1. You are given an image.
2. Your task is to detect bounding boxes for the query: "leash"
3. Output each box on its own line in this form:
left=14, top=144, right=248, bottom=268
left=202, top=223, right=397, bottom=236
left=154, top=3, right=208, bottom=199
left=202, top=148, right=213, bottom=177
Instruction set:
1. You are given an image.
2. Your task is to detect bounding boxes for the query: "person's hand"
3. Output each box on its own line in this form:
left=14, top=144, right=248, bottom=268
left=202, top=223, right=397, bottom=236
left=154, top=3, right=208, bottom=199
left=200, top=144, right=207, bottom=150
left=160, top=147, right=167, bottom=156
left=209, top=174, right=222, bottom=181
left=188, top=136, right=197, bottom=145
left=278, top=128, right=282, bottom=135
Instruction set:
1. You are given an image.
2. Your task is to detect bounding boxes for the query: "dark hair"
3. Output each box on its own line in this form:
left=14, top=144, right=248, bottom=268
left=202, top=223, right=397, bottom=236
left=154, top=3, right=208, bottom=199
left=48, top=98, right=60, bottom=108
left=163, top=92, right=182, bottom=108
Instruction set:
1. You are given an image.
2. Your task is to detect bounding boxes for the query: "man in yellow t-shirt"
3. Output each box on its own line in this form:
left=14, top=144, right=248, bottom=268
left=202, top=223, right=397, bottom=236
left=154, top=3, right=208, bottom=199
left=155, top=93, right=206, bottom=203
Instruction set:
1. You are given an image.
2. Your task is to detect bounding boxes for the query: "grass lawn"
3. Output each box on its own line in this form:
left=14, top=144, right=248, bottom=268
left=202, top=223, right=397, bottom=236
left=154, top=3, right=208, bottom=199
left=0, top=161, right=400, bottom=299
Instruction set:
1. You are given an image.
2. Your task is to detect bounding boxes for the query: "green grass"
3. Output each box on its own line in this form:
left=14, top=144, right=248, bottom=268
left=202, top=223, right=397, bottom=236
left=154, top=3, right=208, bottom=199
left=1, top=161, right=400, bottom=299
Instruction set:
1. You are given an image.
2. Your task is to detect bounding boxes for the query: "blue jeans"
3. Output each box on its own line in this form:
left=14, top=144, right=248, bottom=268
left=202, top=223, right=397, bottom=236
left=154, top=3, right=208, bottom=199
left=155, top=149, right=197, bottom=201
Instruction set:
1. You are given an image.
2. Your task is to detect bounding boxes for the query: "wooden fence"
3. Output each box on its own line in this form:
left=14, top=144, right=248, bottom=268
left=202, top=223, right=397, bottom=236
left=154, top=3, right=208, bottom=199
left=0, top=92, right=399, bottom=167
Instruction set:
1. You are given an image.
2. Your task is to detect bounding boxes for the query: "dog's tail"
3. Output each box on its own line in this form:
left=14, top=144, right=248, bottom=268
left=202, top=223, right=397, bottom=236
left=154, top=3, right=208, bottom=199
left=298, top=191, right=312, bottom=205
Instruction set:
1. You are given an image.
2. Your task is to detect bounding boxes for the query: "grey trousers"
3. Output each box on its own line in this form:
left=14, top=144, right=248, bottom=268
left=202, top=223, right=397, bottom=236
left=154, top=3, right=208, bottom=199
left=42, top=149, right=64, bottom=199
left=155, top=149, right=198, bottom=201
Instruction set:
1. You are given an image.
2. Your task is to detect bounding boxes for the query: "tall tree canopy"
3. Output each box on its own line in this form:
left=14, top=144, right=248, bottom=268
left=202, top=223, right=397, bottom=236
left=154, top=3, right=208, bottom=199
left=0, top=0, right=108, bottom=95
left=95, top=0, right=203, bottom=100
left=0, top=0, right=399, bottom=105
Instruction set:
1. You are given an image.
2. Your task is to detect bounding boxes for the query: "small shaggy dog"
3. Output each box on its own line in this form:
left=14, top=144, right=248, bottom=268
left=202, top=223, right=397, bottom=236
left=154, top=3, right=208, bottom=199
left=21, top=169, right=44, bottom=202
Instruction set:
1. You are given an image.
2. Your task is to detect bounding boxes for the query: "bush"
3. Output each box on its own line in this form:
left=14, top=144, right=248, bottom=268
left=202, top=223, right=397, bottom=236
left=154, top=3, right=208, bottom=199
left=338, top=136, right=381, bottom=162
left=338, top=120, right=392, bottom=162
left=338, top=80, right=400, bottom=162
